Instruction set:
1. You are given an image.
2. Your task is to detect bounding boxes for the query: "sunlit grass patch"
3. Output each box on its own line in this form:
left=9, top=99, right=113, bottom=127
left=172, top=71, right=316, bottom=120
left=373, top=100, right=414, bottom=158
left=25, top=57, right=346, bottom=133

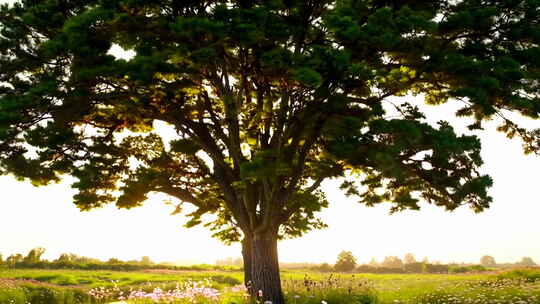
left=2, top=268, right=540, bottom=303
left=0, top=268, right=243, bottom=289
left=0, top=280, right=91, bottom=304
left=497, top=268, right=540, bottom=282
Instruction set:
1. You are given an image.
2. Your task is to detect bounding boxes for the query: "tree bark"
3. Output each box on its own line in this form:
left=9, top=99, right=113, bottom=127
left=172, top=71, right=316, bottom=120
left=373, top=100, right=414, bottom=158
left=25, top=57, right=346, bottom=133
left=250, top=232, right=284, bottom=304
left=241, top=236, right=253, bottom=287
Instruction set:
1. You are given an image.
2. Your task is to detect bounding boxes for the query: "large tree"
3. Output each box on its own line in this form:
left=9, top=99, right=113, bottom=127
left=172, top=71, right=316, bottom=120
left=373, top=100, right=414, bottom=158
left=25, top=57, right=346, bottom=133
left=1, top=0, right=539, bottom=302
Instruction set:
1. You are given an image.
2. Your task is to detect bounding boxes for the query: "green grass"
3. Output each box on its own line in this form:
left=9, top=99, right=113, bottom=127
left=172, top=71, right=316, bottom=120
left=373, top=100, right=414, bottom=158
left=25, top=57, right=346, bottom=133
left=0, top=268, right=242, bottom=288
left=497, top=268, right=540, bottom=282
left=0, top=268, right=539, bottom=303
left=0, top=280, right=91, bottom=304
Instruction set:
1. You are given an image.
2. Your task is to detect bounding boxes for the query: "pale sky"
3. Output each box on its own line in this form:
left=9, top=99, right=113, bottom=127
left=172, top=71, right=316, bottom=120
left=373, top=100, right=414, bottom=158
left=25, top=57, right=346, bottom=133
left=1, top=0, right=540, bottom=266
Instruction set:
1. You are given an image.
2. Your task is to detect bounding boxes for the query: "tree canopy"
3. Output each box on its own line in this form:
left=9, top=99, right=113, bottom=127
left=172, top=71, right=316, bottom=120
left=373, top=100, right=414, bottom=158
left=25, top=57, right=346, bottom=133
left=518, top=257, right=537, bottom=266
left=22, top=247, right=46, bottom=264
left=480, top=255, right=497, bottom=266
left=1, top=0, right=540, bottom=302
left=334, top=250, right=357, bottom=272
left=381, top=256, right=404, bottom=269
left=404, top=253, right=417, bottom=264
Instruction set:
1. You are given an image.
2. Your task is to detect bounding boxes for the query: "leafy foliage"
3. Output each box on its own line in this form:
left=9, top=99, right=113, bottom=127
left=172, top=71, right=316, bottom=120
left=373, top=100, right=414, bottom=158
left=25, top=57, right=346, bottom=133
left=480, top=255, right=497, bottom=267
left=2, top=0, right=531, bottom=241
left=334, top=251, right=357, bottom=272
left=380, top=256, right=404, bottom=269
left=518, top=257, right=537, bottom=266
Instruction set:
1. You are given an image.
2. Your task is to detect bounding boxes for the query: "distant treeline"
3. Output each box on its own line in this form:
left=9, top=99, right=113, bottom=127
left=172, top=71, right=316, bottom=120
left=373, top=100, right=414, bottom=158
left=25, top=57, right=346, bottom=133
left=309, top=262, right=488, bottom=274
left=2, top=248, right=537, bottom=275
left=0, top=247, right=240, bottom=272
left=304, top=252, right=538, bottom=274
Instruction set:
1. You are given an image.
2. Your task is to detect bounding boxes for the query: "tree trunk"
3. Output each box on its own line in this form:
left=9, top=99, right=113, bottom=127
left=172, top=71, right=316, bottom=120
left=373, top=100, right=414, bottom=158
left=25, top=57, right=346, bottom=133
left=250, top=232, right=284, bottom=304
left=241, top=236, right=252, bottom=287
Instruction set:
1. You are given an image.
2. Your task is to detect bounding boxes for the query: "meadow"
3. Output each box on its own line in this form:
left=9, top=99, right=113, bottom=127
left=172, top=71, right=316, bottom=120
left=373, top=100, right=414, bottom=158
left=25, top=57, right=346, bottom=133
left=0, top=268, right=539, bottom=304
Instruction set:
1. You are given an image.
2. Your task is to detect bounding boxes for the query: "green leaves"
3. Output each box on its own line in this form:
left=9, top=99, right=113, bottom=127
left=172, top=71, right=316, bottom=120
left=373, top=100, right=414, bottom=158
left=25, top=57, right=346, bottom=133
left=170, top=139, right=202, bottom=155
left=293, top=67, right=323, bottom=88
left=240, top=149, right=291, bottom=181
left=327, top=117, right=491, bottom=213
left=171, top=17, right=227, bottom=40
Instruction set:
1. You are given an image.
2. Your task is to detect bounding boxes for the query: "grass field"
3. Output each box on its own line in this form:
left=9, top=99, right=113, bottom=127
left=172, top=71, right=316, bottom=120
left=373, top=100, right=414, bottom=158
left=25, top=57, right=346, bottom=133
left=0, top=268, right=539, bottom=303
